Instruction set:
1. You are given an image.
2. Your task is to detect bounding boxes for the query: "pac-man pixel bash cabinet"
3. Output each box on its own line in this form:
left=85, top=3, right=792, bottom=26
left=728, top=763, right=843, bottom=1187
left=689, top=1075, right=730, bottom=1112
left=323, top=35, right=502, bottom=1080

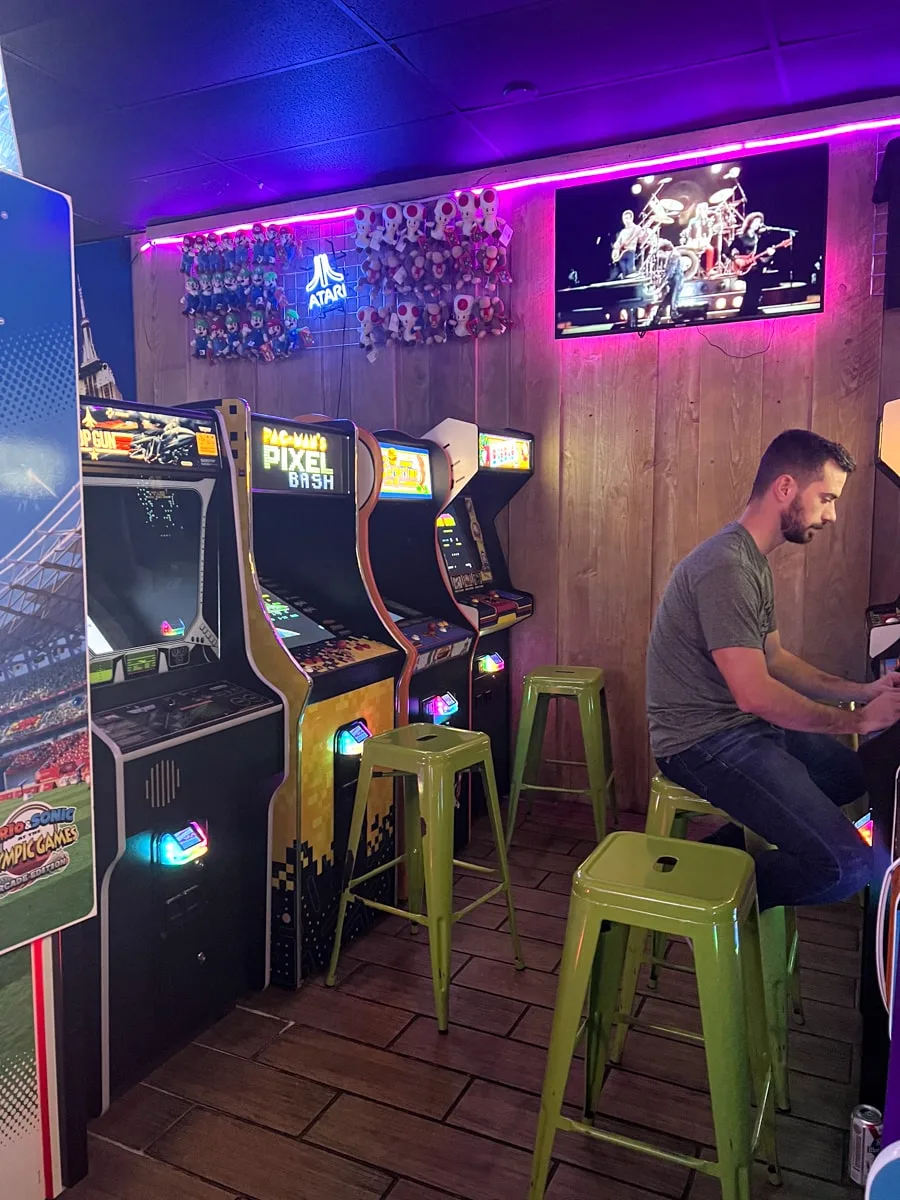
left=216, top=400, right=413, bottom=982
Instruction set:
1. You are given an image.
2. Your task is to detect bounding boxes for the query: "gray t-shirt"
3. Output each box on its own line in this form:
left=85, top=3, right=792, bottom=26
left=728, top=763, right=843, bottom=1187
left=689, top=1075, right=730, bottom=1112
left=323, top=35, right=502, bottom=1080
left=647, top=522, right=776, bottom=758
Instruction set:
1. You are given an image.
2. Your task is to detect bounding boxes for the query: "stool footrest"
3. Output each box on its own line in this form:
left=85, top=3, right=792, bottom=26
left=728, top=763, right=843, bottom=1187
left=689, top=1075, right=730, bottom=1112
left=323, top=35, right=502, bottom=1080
left=453, top=859, right=497, bottom=876
left=353, top=896, right=428, bottom=924
left=518, top=783, right=595, bottom=798
left=348, top=855, right=403, bottom=889
left=557, top=1115, right=710, bottom=1175
left=618, top=1013, right=705, bottom=1045
left=452, top=884, right=506, bottom=922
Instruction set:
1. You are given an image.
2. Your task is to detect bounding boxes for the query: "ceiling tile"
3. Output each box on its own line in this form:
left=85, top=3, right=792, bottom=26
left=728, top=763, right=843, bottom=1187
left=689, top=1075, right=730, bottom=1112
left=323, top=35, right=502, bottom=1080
left=342, top=0, right=534, bottom=39
left=395, top=1, right=770, bottom=112
left=230, top=114, right=492, bottom=201
left=138, top=49, right=452, bottom=163
left=771, top=0, right=900, bottom=44
left=470, top=53, right=782, bottom=161
left=780, top=27, right=900, bottom=103
left=73, top=211, right=132, bottom=244
left=3, top=49, right=113, bottom=135
left=0, top=1, right=81, bottom=37
left=2, top=0, right=374, bottom=106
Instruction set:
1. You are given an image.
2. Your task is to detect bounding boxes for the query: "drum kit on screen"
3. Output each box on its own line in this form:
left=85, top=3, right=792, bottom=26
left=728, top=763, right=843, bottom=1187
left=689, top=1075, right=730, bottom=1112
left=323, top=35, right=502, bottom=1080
left=636, top=179, right=747, bottom=285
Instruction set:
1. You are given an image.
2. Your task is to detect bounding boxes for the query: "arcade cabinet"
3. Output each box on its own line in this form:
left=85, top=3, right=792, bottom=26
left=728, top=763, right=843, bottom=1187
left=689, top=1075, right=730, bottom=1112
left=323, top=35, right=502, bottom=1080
left=425, top=419, right=534, bottom=802
left=213, top=400, right=412, bottom=980
left=0, top=168, right=92, bottom=1197
left=859, top=395, right=900, bottom=1112
left=74, top=401, right=285, bottom=1112
left=367, top=432, right=477, bottom=846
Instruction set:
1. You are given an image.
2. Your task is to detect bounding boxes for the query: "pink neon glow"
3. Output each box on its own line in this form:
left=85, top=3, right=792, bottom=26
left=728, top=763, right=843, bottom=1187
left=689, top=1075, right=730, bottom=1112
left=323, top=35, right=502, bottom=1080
left=140, top=113, right=900, bottom=252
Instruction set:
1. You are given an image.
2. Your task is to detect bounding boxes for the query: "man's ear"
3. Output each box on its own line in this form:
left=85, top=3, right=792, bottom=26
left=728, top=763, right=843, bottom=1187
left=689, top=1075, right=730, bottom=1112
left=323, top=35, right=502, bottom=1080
left=772, top=473, right=796, bottom=502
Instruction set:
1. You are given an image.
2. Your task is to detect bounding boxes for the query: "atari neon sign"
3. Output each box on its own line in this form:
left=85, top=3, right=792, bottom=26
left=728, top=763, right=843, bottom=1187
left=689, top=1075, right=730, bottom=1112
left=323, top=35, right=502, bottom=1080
left=306, top=253, right=347, bottom=312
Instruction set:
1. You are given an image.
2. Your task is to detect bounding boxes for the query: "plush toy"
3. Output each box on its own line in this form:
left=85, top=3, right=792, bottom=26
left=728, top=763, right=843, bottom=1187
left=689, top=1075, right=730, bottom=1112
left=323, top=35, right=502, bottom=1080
left=182, top=276, right=201, bottom=316
left=210, top=316, right=229, bottom=357
left=408, top=251, right=427, bottom=292
left=479, top=187, right=504, bottom=238
left=450, top=242, right=478, bottom=291
left=426, top=249, right=450, bottom=294
left=251, top=222, right=266, bottom=266
left=423, top=301, right=449, bottom=344
left=354, top=205, right=378, bottom=249
left=276, top=227, right=298, bottom=265
left=383, top=250, right=408, bottom=293
left=450, top=294, right=476, bottom=338
left=225, top=312, right=242, bottom=356
left=179, top=235, right=196, bottom=274
left=357, top=305, right=383, bottom=353
left=396, top=302, right=423, bottom=345
left=220, top=232, right=236, bottom=272
left=263, top=270, right=279, bottom=309
left=267, top=316, right=288, bottom=357
left=430, top=197, right=457, bottom=242
left=476, top=295, right=507, bottom=337
left=245, top=308, right=267, bottom=355
left=222, top=270, right=238, bottom=309
left=361, top=249, right=383, bottom=292
left=205, top=233, right=222, bottom=274
left=236, top=267, right=250, bottom=306
left=192, top=316, right=211, bottom=358
left=283, top=308, right=301, bottom=352
left=197, top=273, right=213, bottom=312
left=249, top=268, right=265, bottom=307
left=402, top=202, right=426, bottom=246
left=456, top=191, right=480, bottom=239
left=211, top=272, right=225, bottom=312
left=235, top=230, right=251, bottom=268
left=263, top=225, right=278, bottom=265
left=380, top=202, right=403, bottom=246
left=298, top=325, right=315, bottom=348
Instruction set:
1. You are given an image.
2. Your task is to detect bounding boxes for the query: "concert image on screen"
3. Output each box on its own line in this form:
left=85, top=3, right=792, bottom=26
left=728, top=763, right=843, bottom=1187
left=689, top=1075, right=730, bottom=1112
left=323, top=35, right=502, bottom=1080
left=84, top=483, right=204, bottom=652
left=555, top=144, right=828, bottom=337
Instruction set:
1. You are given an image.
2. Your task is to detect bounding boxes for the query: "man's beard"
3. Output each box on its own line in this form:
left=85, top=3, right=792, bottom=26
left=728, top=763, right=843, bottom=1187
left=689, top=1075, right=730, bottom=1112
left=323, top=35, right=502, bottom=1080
left=781, top=497, right=824, bottom=545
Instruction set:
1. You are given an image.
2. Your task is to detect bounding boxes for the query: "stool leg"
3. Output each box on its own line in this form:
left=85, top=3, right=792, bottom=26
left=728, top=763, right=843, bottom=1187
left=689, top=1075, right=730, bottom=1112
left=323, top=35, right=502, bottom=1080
left=759, top=906, right=791, bottom=1113
left=325, top=757, right=373, bottom=987
left=529, top=893, right=605, bottom=1200
left=584, top=920, right=628, bottom=1117
left=422, top=764, right=456, bottom=1031
left=693, top=925, right=755, bottom=1200
left=577, top=688, right=607, bottom=844
left=785, top=908, right=804, bottom=1025
left=403, top=775, right=424, bottom=934
left=507, top=686, right=546, bottom=845
left=600, top=687, right=618, bottom=827
left=608, top=926, right=647, bottom=1064
left=741, top=904, right=782, bottom=1187
left=481, top=756, right=525, bottom=970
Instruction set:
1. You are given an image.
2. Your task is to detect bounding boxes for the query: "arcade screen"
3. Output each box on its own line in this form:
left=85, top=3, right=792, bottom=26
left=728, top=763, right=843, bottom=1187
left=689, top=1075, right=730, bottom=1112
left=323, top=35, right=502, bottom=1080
left=84, top=483, right=203, bottom=652
left=260, top=589, right=335, bottom=651
left=380, top=442, right=433, bottom=500
left=437, top=504, right=482, bottom=593
left=555, top=144, right=828, bottom=337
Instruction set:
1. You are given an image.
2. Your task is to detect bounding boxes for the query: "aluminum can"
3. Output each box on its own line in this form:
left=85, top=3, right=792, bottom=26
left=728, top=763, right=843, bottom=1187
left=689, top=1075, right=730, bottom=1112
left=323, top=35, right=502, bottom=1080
left=850, top=1105, right=883, bottom=1185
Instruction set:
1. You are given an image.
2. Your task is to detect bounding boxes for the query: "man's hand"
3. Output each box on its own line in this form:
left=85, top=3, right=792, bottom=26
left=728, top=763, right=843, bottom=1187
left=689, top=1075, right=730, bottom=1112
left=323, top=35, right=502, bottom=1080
left=857, top=687, right=900, bottom=734
left=859, top=671, right=900, bottom=702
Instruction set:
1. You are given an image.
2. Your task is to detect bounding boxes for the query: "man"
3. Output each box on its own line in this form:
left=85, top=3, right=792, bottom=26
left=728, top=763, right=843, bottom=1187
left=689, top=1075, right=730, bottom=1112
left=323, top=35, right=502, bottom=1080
left=728, top=211, right=770, bottom=316
left=647, top=430, right=900, bottom=911
left=608, top=210, right=642, bottom=279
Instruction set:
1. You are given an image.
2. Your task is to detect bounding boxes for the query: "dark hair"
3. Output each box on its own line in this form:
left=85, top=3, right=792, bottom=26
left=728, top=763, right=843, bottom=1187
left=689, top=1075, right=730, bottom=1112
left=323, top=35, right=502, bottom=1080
left=750, top=429, right=855, bottom=499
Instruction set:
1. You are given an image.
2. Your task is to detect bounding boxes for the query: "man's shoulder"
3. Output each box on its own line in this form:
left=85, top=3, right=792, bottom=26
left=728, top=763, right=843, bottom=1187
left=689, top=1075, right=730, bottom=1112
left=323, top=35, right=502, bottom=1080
left=678, top=524, right=752, bottom=579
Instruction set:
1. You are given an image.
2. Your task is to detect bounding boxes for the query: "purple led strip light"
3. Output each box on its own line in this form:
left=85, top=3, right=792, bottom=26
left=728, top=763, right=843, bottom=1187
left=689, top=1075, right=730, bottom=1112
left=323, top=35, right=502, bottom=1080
left=139, top=113, right=900, bottom=252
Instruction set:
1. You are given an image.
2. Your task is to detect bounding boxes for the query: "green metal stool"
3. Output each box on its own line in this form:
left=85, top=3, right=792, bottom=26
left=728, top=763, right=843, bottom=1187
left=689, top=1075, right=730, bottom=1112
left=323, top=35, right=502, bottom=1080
left=325, top=723, right=524, bottom=1030
left=506, top=665, right=616, bottom=848
left=529, top=832, right=780, bottom=1200
left=609, top=773, right=802, bottom=1114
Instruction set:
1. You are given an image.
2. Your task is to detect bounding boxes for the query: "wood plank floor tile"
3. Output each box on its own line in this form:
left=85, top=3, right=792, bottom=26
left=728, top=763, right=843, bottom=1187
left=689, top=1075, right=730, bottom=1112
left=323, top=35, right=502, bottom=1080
left=796, top=915, right=859, bottom=951
left=454, top=874, right=570, bottom=919
left=795, top=942, right=860, bottom=978
left=798, top=968, right=857, bottom=1008
left=447, top=1079, right=692, bottom=1199
left=795, top=998, right=862, bottom=1044
left=775, top=1112, right=846, bottom=1182
left=257, top=1022, right=469, bottom=1119
left=789, top=1030, right=854, bottom=1083
left=595, top=1069, right=715, bottom=1144
left=499, top=909, right=567, bottom=945
left=152, top=1107, right=390, bottom=1200
left=338, top=963, right=526, bottom=1035
left=787, top=1071, right=857, bottom=1129
left=433, top=923, right=560, bottom=972
left=194, top=1007, right=288, bottom=1058
left=545, top=1162, right=664, bottom=1200
left=246, top=981, right=414, bottom=1047
left=343, top=931, right=470, bottom=979
left=619, top=1029, right=709, bottom=1092
left=504, top=844, right=590, bottom=876
left=389, top=1183, right=462, bottom=1200
left=306, top=1093, right=533, bottom=1200
left=506, top=827, right=581, bottom=854
left=68, top=1136, right=234, bottom=1200
left=147, top=1043, right=333, bottom=1137
left=801, top=901, right=863, bottom=929
left=453, top=957, right=560, bottom=1008
left=509, top=1004, right=583, bottom=1056
left=688, top=1162, right=855, bottom=1199
left=460, top=859, right=550, bottom=888
left=537, top=872, right=576, bottom=896
left=89, top=1084, right=192, bottom=1151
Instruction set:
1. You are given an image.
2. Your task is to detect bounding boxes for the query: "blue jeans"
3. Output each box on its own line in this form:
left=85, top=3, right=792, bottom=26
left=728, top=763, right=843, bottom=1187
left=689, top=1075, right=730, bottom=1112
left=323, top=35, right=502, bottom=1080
left=657, top=720, right=874, bottom=911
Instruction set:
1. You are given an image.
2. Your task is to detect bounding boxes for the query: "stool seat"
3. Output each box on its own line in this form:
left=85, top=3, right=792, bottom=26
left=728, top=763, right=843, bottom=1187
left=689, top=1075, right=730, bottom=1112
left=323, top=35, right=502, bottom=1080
left=507, top=665, right=616, bottom=847
left=325, top=723, right=524, bottom=1030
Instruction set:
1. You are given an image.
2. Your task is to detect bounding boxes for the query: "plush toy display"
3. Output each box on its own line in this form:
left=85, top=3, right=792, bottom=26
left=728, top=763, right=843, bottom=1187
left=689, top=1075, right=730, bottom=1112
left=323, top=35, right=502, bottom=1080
left=179, top=184, right=510, bottom=361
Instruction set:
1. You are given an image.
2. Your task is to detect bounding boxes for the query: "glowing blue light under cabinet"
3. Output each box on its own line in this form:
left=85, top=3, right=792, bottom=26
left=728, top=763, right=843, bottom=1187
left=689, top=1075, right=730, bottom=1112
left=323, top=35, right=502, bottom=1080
left=306, top=253, right=347, bottom=313
left=159, top=822, right=208, bottom=866
left=423, top=693, right=459, bottom=725
left=336, top=719, right=372, bottom=755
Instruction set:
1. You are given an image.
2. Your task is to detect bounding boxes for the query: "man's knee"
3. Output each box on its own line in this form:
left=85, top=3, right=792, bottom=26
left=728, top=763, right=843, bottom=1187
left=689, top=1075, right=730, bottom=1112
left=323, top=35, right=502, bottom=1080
left=834, top=838, right=874, bottom=899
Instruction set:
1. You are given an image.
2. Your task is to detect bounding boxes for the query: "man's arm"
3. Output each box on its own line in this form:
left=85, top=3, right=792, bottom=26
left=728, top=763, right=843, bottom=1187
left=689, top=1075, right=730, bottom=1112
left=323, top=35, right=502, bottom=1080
left=764, top=631, right=869, bottom=703
left=713, top=646, right=900, bottom=735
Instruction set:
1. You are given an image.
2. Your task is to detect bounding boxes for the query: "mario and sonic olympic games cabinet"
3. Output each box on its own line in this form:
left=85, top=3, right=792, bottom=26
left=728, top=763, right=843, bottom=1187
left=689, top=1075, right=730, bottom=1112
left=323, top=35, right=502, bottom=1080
left=211, top=399, right=413, bottom=982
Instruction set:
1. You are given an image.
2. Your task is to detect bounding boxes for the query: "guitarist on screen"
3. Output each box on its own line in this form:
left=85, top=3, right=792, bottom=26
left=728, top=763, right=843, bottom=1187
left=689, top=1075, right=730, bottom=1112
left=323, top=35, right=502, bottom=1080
left=727, top=212, right=793, bottom=316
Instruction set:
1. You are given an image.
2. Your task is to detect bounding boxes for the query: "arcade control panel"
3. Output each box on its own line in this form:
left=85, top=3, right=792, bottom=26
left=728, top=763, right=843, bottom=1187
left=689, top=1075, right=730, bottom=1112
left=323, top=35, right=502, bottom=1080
left=93, top=680, right=273, bottom=752
left=869, top=601, right=900, bottom=668
left=389, top=610, right=474, bottom=673
left=467, top=589, right=533, bottom=631
left=259, top=583, right=394, bottom=676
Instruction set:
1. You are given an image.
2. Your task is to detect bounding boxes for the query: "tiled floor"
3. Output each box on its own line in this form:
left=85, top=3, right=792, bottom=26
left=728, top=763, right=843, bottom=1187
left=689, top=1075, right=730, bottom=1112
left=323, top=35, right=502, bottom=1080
left=70, top=800, right=864, bottom=1200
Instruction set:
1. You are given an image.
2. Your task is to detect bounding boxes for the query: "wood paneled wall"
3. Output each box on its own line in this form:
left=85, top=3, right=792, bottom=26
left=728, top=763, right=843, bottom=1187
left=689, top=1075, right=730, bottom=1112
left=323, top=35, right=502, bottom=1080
left=133, top=115, right=889, bottom=811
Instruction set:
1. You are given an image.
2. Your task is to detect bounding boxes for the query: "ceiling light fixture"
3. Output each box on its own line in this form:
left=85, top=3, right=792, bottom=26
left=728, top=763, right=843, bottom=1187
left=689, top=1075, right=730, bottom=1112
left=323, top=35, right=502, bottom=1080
left=139, top=112, right=900, bottom=252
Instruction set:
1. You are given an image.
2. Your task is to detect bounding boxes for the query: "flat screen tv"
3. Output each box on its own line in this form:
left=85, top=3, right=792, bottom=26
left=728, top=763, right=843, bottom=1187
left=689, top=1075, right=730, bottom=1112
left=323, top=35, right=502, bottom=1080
left=555, top=144, right=828, bottom=337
